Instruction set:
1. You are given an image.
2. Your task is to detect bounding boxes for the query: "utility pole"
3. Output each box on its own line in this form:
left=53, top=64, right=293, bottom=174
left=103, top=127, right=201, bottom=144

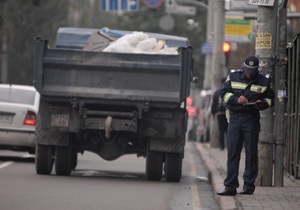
left=210, top=0, right=225, bottom=148
left=274, top=0, right=288, bottom=187
left=254, top=0, right=278, bottom=186
left=0, top=0, right=8, bottom=83
left=203, top=0, right=214, bottom=89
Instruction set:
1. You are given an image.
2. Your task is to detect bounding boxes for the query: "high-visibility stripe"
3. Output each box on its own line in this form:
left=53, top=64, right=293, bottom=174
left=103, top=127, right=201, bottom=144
left=251, top=85, right=267, bottom=93
left=231, top=82, right=247, bottom=90
left=231, top=82, right=268, bottom=94
left=224, top=92, right=234, bottom=103
left=264, top=98, right=272, bottom=106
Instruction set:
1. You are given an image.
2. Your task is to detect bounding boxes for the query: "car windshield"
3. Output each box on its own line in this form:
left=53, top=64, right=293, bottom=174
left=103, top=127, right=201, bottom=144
left=0, top=88, right=36, bottom=105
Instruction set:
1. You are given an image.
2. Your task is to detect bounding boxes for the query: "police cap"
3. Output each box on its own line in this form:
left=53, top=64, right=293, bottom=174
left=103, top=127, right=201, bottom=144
left=243, top=56, right=259, bottom=78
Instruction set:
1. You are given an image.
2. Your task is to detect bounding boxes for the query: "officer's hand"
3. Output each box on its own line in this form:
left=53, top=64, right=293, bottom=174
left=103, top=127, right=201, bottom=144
left=238, top=95, right=248, bottom=105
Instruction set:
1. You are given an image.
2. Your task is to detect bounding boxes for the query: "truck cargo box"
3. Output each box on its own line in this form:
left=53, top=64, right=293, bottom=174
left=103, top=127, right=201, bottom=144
left=33, top=28, right=193, bottom=106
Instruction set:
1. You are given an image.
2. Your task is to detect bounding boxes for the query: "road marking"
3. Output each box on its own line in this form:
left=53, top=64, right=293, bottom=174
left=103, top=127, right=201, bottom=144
left=0, top=161, right=14, bottom=169
left=0, top=153, right=33, bottom=170
left=189, top=152, right=202, bottom=210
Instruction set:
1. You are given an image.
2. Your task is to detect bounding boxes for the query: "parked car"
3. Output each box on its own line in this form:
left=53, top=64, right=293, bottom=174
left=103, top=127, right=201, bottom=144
left=0, top=84, right=40, bottom=154
left=196, top=89, right=212, bottom=142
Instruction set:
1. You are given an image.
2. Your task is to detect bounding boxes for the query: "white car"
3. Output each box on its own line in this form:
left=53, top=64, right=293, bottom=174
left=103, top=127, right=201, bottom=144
left=0, top=84, right=40, bottom=154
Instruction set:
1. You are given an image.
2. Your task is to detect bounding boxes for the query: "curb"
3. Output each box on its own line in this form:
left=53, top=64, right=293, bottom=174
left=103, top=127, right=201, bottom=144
left=194, top=142, right=238, bottom=210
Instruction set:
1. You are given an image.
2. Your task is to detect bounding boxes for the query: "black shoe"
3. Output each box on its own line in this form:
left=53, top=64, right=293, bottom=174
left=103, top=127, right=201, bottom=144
left=240, top=189, right=254, bottom=195
left=217, top=189, right=237, bottom=196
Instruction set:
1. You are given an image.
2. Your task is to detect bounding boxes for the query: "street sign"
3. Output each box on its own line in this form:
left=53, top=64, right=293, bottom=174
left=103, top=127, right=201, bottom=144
left=248, top=0, right=275, bottom=7
left=165, top=0, right=196, bottom=16
left=225, top=19, right=252, bottom=36
left=143, top=0, right=163, bottom=8
left=101, top=0, right=138, bottom=11
left=224, top=18, right=252, bottom=42
left=165, top=5, right=196, bottom=16
left=201, top=42, right=213, bottom=55
left=230, top=0, right=257, bottom=11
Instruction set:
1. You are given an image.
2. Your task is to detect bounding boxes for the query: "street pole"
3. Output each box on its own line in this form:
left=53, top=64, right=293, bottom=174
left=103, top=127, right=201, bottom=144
left=210, top=0, right=225, bottom=148
left=0, top=1, right=8, bottom=83
left=255, top=0, right=278, bottom=186
left=274, top=0, right=288, bottom=187
left=203, top=0, right=214, bottom=89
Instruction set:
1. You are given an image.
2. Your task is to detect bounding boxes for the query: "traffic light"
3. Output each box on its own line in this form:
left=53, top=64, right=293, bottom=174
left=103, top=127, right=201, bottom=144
left=223, top=42, right=231, bottom=69
left=223, top=42, right=231, bottom=54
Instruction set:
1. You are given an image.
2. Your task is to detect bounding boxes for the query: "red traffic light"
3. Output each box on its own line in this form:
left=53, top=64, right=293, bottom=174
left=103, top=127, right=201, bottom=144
left=223, top=42, right=231, bottom=53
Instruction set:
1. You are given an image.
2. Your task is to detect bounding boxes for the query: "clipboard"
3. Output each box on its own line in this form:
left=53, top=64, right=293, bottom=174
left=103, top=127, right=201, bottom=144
left=244, top=101, right=266, bottom=106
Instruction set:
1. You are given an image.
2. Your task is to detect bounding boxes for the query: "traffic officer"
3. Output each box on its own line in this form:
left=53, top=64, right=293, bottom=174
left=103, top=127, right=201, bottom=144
left=217, top=55, right=275, bottom=196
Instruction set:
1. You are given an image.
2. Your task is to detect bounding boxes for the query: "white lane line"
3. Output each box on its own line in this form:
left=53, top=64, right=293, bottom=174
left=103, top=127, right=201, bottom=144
left=0, top=161, right=14, bottom=169
left=189, top=151, right=202, bottom=210
left=0, top=153, right=33, bottom=170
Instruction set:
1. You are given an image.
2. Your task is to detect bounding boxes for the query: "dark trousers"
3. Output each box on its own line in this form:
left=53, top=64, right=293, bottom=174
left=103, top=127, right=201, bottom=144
left=224, top=112, right=260, bottom=192
left=217, top=114, right=228, bottom=150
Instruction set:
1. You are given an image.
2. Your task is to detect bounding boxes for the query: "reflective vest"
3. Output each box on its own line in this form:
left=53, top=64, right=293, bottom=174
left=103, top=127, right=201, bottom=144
left=220, top=69, right=274, bottom=113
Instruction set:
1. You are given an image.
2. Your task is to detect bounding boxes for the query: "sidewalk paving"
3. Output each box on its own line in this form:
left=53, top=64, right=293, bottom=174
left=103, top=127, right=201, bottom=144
left=194, top=142, right=300, bottom=210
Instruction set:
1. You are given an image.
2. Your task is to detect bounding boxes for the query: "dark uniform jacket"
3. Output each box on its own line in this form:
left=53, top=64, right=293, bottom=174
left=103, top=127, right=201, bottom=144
left=211, top=89, right=226, bottom=116
left=220, top=69, right=275, bottom=114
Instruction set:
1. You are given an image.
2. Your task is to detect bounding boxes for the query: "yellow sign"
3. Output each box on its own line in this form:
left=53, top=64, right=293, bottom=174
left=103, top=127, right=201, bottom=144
left=255, top=33, right=272, bottom=49
left=225, top=19, right=252, bottom=36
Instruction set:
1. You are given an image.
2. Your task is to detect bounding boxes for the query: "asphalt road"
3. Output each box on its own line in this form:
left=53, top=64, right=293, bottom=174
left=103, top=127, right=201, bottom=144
left=0, top=142, right=219, bottom=210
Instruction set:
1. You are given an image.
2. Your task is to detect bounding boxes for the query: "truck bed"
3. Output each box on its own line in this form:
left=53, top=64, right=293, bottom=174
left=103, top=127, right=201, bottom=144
left=33, top=34, right=192, bottom=105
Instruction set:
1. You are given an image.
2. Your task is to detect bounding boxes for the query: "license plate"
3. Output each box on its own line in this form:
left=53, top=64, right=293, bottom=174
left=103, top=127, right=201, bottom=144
left=51, top=113, right=69, bottom=127
left=0, top=115, right=13, bottom=124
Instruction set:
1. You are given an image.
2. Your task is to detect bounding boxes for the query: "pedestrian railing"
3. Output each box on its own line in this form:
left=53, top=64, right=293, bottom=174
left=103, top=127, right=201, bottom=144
left=286, top=33, right=300, bottom=180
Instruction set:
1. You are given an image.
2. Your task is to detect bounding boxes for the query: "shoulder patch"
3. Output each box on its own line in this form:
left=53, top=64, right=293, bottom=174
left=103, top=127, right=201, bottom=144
left=259, top=72, right=270, bottom=78
left=230, top=69, right=243, bottom=73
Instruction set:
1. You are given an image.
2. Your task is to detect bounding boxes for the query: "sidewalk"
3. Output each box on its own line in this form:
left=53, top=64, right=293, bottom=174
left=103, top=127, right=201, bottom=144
left=194, top=142, right=300, bottom=210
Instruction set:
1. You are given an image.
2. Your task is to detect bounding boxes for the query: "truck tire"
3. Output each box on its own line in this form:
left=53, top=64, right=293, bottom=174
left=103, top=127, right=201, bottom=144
left=146, top=151, right=163, bottom=181
left=35, top=143, right=54, bottom=175
left=55, top=144, right=72, bottom=176
left=164, top=152, right=182, bottom=182
left=35, top=113, right=54, bottom=175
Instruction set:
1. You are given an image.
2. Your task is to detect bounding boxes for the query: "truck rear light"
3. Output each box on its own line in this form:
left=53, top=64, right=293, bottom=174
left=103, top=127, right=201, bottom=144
left=24, top=111, right=36, bottom=125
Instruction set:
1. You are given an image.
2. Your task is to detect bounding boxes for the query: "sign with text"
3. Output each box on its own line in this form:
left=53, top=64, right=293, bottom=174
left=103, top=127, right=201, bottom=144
left=248, top=0, right=275, bottom=7
left=225, top=18, right=252, bottom=42
left=101, top=0, right=138, bottom=11
left=231, top=0, right=257, bottom=11
left=255, top=33, right=272, bottom=49
left=225, top=19, right=252, bottom=36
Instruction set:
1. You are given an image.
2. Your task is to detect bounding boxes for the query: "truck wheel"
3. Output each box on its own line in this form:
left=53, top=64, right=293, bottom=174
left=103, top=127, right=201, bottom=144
left=35, top=143, right=54, bottom=175
left=55, top=144, right=72, bottom=176
left=164, top=152, right=182, bottom=182
left=146, top=151, right=163, bottom=181
left=35, top=113, right=54, bottom=175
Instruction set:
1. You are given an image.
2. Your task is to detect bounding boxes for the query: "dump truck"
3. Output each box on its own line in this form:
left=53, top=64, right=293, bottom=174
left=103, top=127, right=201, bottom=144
left=33, top=27, right=194, bottom=182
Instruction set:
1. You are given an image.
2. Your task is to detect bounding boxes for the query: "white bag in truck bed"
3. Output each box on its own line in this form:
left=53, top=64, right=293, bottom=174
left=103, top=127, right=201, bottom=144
left=102, top=32, right=178, bottom=54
